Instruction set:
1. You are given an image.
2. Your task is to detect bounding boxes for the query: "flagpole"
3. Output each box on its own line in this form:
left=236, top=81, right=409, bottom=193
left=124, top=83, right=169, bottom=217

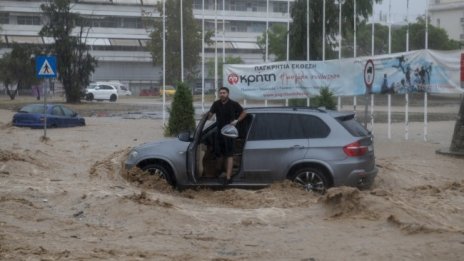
left=405, top=0, right=409, bottom=141
left=180, top=0, right=184, bottom=82
left=353, top=0, right=357, bottom=115
left=424, top=0, right=429, bottom=141
left=201, top=0, right=205, bottom=112
left=222, top=0, right=225, bottom=64
left=286, top=0, right=290, bottom=107
left=387, top=0, right=392, bottom=139
left=162, top=0, right=166, bottom=124
left=353, top=0, right=356, bottom=58
left=307, top=0, right=310, bottom=61
left=307, top=0, right=310, bottom=107
left=337, top=0, right=343, bottom=111
left=369, top=1, right=375, bottom=132
left=214, top=0, right=218, bottom=100
left=322, top=0, right=326, bottom=61
left=265, top=0, right=269, bottom=107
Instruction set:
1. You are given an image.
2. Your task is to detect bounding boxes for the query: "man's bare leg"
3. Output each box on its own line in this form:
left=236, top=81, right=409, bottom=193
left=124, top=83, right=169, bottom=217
left=226, top=156, right=233, bottom=180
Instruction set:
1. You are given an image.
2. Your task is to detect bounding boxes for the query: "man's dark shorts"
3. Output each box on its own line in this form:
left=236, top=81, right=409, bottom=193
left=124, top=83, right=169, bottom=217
left=217, top=133, right=235, bottom=157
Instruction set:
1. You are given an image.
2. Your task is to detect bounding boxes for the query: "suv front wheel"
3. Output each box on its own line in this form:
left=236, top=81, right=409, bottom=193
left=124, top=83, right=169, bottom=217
left=292, top=167, right=328, bottom=194
left=86, top=93, right=94, bottom=101
left=141, top=163, right=174, bottom=186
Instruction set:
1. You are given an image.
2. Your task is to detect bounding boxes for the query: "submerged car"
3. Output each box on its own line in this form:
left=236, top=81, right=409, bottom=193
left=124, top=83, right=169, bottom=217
left=125, top=107, right=378, bottom=193
left=12, top=104, right=85, bottom=128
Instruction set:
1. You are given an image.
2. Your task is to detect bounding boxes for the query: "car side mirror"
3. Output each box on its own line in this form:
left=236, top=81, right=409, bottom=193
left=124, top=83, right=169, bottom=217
left=177, top=131, right=192, bottom=142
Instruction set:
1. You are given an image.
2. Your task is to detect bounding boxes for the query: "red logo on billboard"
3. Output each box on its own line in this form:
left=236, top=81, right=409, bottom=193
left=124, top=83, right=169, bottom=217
left=228, top=73, right=239, bottom=85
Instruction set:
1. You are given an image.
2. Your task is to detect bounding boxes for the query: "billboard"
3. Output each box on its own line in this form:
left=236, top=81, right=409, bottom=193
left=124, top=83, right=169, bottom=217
left=223, top=49, right=464, bottom=100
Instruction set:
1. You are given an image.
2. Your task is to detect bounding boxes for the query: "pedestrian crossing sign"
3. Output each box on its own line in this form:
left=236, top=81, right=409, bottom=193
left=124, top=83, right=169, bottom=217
left=36, top=56, right=57, bottom=78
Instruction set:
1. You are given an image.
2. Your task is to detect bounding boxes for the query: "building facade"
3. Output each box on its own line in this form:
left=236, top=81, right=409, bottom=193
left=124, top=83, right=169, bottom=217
left=0, top=0, right=292, bottom=94
left=429, top=0, right=464, bottom=43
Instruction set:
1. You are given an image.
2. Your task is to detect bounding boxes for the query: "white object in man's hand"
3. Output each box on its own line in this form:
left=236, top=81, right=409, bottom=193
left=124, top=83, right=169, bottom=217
left=231, top=119, right=238, bottom=126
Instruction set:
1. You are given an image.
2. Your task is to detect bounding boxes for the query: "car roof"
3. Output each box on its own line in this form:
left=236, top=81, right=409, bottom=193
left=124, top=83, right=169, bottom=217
left=244, top=106, right=354, bottom=118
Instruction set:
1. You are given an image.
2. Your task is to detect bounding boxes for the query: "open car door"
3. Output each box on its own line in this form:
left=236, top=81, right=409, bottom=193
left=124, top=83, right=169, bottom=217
left=186, top=113, right=210, bottom=183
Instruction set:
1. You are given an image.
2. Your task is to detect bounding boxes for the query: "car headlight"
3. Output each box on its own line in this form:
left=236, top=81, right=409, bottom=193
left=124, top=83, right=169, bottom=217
left=128, top=150, right=138, bottom=161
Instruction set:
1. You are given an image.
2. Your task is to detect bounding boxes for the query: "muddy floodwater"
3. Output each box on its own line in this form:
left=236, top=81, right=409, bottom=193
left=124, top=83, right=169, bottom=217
left=1, top=107, right=464, bottom=260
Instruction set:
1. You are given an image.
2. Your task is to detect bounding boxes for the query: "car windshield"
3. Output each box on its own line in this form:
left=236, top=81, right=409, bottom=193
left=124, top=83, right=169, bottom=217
left=19, top=104, right=46, bottom=114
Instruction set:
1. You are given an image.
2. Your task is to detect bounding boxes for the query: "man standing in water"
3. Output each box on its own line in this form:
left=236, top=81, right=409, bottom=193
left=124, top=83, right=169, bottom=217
left=208, top=87, right=247, bottom=185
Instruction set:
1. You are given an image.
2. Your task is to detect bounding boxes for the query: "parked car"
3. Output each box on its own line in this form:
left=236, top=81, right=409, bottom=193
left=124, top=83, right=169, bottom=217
left=159, top=85, right=176, bottom=96
left=104, top=81, right=132, bottom=96
left=12, top=104, right=85, bottom=128
left=85, top=83, right=118, bottom=102
left=125, top=107, right=378, bottom=193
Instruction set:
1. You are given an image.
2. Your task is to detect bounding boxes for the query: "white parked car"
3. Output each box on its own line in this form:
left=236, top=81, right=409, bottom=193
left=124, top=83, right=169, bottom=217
left=104, top=81, right=132, bottom=96
left=85, top=83, right=118, bottom=102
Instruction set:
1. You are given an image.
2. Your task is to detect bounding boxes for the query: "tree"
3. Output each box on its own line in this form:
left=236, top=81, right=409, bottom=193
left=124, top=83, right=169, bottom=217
left=448, top=97, right=464, bottom=154
left=206, top=55, right=244, bottom=79
left=165, top=82, right=195, bottom=136
left=39, top=0, right=97, bottom=103
left=287, top=0, right=381, bottom=60
left=0, top=44, right=41, bottom=100
left=257, top=23, right=288, bottom=61
left=341, top=16, right=460, bottom=56
left=147, top=0, right=211, bottom=85
left=392, top=16, right=460, bottom=52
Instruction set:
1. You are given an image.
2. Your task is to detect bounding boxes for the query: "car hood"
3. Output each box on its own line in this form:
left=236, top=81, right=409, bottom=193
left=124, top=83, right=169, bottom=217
left=135, top=138, right=189, bottom=153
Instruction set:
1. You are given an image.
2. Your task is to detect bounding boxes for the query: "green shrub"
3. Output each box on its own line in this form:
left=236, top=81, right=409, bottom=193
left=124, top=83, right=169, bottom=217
left=164, top=82, right=195, bottom=136
left=312, top=87, right=337, bottom=110
left=288, top=87, right=336, bottom=110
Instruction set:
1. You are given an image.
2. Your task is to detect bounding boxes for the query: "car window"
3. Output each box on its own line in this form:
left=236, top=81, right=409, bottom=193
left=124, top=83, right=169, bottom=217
left=61, top=106, right=75, bottom=117
left=20, top=104, right=45, bottom=114
left=248, top=113, right=328, bottom=140
left=51, top=106, right=64, bottom=116
left=300, top=114, right=330, bottom=138
left=120, top=86, right=128, bottom=91
left=100, top=85, right=113, bottom=90
left=337, top=117, right=369, bottom=137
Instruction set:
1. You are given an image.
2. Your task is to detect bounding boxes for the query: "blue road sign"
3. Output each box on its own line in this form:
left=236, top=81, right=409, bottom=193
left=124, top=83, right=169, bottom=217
left=36, top=56, right=57, bottom=79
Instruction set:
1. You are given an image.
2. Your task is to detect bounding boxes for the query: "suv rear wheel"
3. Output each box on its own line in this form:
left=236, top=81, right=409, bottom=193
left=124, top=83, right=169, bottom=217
left=292, top=167, right=328, bottom=194
left=110, top=94, right=117, bottom=102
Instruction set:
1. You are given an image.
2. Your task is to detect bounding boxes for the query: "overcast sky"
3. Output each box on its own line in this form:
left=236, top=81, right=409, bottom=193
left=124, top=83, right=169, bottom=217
left=373, top=0, right=428, bottom=23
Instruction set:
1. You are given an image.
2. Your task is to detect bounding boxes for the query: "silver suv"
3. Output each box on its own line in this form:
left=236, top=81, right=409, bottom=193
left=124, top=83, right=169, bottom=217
left=125, top=107, right=378, bottom=193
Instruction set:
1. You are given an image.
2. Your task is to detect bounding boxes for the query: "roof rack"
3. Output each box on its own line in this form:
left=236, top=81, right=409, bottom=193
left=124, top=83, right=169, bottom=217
left=245, top=106, right=328, bottom=113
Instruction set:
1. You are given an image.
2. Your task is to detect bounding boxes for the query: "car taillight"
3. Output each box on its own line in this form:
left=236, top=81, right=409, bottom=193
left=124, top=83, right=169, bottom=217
left=343, top=141, right=368, bottom=157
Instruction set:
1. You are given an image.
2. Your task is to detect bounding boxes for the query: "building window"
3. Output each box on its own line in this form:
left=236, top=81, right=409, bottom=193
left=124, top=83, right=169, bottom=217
left=273, top=2, right=287, bottom=13
left=17, top=15, right=41, bottom=25
left=436, top=18, right=440, bottom=27
left=0, top=13, right=9, bottom=24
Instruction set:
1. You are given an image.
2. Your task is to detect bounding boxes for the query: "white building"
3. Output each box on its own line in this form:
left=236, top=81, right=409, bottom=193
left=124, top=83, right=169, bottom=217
left=0, top=0, right=292, bottom=93
left=428, top=0, right=464, bottom=43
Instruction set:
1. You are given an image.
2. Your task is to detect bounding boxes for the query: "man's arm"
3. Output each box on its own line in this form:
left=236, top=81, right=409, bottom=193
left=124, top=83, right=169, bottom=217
left=207, top=111, right=213, bottom=120
left=231, top=110, right=247, bottom=126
